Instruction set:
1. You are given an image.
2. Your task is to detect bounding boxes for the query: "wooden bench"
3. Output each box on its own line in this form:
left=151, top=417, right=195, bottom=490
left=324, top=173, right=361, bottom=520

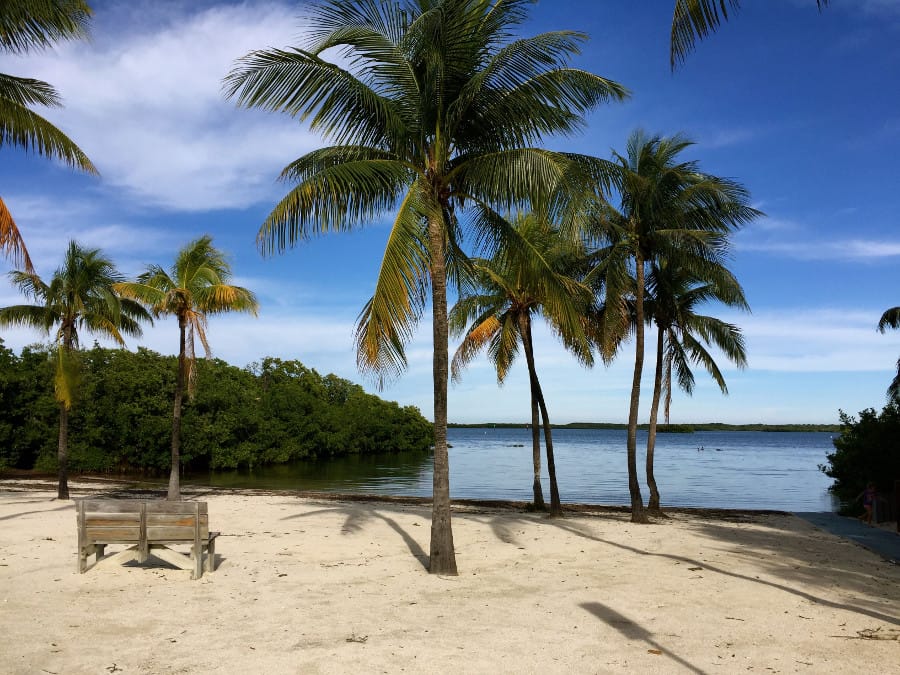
left=76, top=500, right=218, bottom=579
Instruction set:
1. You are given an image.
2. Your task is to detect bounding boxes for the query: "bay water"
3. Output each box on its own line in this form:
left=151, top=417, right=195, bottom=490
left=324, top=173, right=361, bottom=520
left=188, top=428, right=839, bottom=512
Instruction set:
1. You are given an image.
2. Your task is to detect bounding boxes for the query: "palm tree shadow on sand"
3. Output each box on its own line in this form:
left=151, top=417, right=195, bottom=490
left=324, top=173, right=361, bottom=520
left=580, top=601, right=705, bottom=674
left=281, top=504, right=429, bottom=571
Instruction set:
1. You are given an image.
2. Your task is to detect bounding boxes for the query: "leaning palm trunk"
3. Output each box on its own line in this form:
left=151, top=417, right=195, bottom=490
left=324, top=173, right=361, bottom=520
left=645, top=325, right=664, bottom=512
left=626, top=248, right=649, bottom=523
left=57, top=401, right=69, bottom=500
left=428, top=216, right=456, bottom=575
left=536, top=391, right=562, bottom=517
left=168, top=318, right=187, bottom=500
left=521, top=316, right=562, bottom=517
left=520, top=314, right=545, bottom=509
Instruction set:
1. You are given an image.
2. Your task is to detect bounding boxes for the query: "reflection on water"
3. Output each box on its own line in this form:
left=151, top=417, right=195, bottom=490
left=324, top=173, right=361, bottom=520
left=184, top=428, right=839, bottom=512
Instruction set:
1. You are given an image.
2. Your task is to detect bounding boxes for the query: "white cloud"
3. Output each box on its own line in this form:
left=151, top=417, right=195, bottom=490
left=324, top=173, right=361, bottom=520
left=721, top=308, right=896, bottom=372
left=7, top=2, right=321, bottom=212
left=0, top=194, right=185, bottom=279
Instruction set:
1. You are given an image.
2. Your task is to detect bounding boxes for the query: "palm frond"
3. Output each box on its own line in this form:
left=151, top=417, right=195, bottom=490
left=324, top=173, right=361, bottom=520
left=258, top=155, right=413, bottom=255
left=877, top=307, right=900, bottom=333
left=670, top=0, right=830, bottom=69
left=224, top=46, right=408, bottom=149
left=451, top=314, right=501, bottom=383
left=354, top=185, right=432, bottom=387
left=0, top=0, right=92, bottom=54
left=53, top=344, right=79, bottom=408
left=0, top=96, right=97, bottom=173
left=0, top=197, right=34, bottom=272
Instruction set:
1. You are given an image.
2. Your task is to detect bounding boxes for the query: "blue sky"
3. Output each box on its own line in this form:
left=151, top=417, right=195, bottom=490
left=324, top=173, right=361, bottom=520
left=2, top=0, right=899, bottom=424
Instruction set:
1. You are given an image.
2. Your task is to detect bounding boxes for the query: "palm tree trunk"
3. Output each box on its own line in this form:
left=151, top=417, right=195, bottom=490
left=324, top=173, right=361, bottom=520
left=627, top=247, right=648, bottom=523
left=646, top=324, right=664, bottom=512
left=529, top=387, right=545, bottom=510
left=537, top=393, right=561, bottom=517
left=521, top=316, right=562, bottom=517
left=168, top=317, right=186, bottom=501
left=427, top=215, right=457, bottom=575
left=519, top=315, right=544, bottom=510
left=57, top=330, right=73, bottom=500
left=57, top=401, right=69, bottom=500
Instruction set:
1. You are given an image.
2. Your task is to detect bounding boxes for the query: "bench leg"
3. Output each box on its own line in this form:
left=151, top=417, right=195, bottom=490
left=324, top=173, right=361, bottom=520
left=78, top=547, right=89, bottom=574
left=95, top=544, right=106, bottom=562
left=205, top=538, right=216, bottom=573
left=192, top=544, right=203, bottom=580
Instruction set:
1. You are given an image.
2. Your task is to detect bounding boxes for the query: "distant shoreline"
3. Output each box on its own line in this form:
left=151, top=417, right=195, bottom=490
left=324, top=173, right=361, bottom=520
left=449, top=422, right=841, bottom=433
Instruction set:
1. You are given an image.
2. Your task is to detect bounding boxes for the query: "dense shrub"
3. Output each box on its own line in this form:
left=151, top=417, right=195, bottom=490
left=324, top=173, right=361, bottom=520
left=0, top=342, right=432, bottom=474
left=821, top=403, right=900, bottom=514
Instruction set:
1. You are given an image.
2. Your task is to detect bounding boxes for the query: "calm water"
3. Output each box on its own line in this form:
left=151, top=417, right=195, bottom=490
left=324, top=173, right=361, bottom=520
left=186, top=428, right=839, bottom=512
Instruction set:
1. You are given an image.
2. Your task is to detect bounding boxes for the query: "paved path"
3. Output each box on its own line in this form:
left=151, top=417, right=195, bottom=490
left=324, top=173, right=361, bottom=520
left=794, top=512, right=900, bottom=564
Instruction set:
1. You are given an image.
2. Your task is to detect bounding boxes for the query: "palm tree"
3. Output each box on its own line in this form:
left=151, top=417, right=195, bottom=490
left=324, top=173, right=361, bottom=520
left=224, top=0, right=627, bottom=574
left=583, top=130, right=759, bottom=522
left=876, top=307, right=900, bottom=400
left=643, top=258, right=748, bottom=511
left=1, top=0, right=98, bottom=272
left=115, top=236, right=258, bottom=500
left=670, top=0, right=830, bottom=69
left=450, top=214, right=593, bottom=517
left=0, top=240, right=148, bottom=498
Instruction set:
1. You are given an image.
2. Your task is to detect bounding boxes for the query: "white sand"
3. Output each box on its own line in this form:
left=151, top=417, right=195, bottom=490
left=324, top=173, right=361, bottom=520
left=1, top=480, right=897, bottom=674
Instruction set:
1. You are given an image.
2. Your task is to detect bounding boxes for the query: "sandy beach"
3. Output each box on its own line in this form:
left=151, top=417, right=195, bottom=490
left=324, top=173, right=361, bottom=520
left=1, top=479, right=897, bottom=674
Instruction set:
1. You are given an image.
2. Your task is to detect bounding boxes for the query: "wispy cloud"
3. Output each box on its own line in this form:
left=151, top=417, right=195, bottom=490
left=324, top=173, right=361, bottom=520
left=699, top=126, right=761, bottom=149
left=860, top=0, right=900, bottom=16
left=737, top=237, right=900, bottom=260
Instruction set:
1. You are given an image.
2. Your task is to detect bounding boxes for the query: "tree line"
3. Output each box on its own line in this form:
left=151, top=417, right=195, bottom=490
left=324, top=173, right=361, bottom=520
left=0, top=340, right=433, bottom=475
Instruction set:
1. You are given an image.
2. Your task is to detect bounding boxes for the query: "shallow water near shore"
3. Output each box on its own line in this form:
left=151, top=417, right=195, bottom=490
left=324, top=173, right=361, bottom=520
left=185, top=428, right=839, bottom=512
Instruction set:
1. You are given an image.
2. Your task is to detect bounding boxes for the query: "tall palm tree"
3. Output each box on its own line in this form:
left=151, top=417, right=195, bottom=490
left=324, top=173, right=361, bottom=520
left=643, top=258, right=748, bottom=511
left=115, top=236, right=258, bottom=501
left=670, top=0, right=830, bottom=69
left=583, top=130, right=759, bottom=523
left=1, top=0, right=98, bottom=272
left=0, top=240, right=148, bottom=498
left=450, top=214, right=593, bottom=517
left=224, top=0, right=627, bottom=574
left=876, top=307, right=900, bottom=400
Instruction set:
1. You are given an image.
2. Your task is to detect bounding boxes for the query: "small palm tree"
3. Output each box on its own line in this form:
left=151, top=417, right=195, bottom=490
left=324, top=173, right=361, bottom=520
left=643, top=258, right=748, bottom=511
left=0, top=240, right=148, bottom=498
left=669, top=0, right=830, bottom=69
left=115, top=236, right=258, bottom=500
left=450, top=214, right=593, bottom=517
left=583, top=130, right=760, bottom=522
left=876, top=308, right=900, bottom=400
left=224, top=0, right=627, bottom=574
left=1, top=0, right=98, bottom=272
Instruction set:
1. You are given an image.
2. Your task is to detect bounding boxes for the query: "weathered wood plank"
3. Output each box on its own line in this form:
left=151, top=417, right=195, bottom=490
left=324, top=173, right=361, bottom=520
left=85, top=514, right=142, bottom=526
left=148, top=546, right=193, bottom=571
left=146, top=526, right=197, bottom=540
left=78, top=500, right=143, bottom=513
left=83, top=527, right=141, bottom=541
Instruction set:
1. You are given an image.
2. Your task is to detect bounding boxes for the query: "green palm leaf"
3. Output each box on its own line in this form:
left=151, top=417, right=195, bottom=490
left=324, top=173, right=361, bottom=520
left=670, top=0, right=830, bottom=69
left=0, top=0, right=91, bottom=54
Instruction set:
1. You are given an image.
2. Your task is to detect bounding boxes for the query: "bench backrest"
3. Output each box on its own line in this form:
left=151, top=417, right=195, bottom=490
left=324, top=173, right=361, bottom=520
left=77, top=500, right=209, bottom=545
